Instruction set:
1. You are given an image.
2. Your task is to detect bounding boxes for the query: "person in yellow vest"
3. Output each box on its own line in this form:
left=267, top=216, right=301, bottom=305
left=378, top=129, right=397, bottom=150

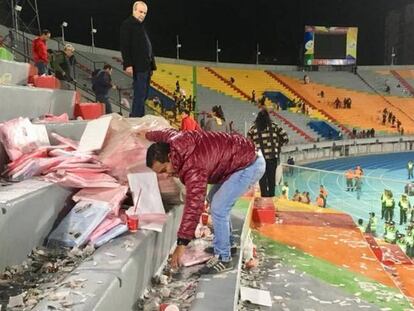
left=366, top=212, right=378, bottom=237
left=408, top=160, right=414, bottom=180
left=319, top=185, right=328, bottom=207
left=281, top=182, right=289, bottom=199
left=384, top=191, right=395, bottom=222
left=396, top=233, right=407, bottom=254
left=384, top=221, right=397, bottom=244
left=345, top=169, right=354, bottom=191
left=399, top=194, right=411, bottom=225
left=380, top=189, right=391, bottom=220
left=406, top=226, right=414, bottom=258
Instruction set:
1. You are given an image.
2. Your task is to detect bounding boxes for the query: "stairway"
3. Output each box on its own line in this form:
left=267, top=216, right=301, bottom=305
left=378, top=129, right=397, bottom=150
left=390, top=70, right=414, bottom=97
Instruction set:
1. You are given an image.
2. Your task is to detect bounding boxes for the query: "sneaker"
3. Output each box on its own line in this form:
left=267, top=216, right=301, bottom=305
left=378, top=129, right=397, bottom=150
left=204, top=246, right=237, bottom=256
left=199, top=256, right=233, bottom=274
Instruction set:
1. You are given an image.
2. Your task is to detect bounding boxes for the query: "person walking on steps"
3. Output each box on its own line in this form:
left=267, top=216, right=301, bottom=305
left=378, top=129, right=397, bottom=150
left=92, top=64, right=116, bottom=114
left=120, top=1, right=156, bottom=117
left=145, top=129, right=265, bottom=274
left=247, top=109, right=289, bottom=197
left=32, top=29, right=51, bottom=75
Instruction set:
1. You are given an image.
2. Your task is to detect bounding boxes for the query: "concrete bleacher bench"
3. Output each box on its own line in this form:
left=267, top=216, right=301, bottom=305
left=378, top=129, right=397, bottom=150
left=0, top=58, right=76, bottom=121
left=0, top=120, right=185, bottom=310
left=0, top=85, right=76, bottom=122
left=0, top=121, right=87, bottom=271
left=0, top=59, right=30, bottom=85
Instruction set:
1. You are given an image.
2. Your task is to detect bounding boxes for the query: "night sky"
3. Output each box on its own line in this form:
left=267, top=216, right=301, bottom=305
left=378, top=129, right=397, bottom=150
left=21, top=0, right=412, bottom=65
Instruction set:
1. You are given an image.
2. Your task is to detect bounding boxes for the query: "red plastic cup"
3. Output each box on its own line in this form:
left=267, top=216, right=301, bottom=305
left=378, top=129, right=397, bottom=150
left=127, top=214, right=139, bottom=232
left=160, top=304, right=179, bottom=311
left=201, top=213, right=209, bottom=225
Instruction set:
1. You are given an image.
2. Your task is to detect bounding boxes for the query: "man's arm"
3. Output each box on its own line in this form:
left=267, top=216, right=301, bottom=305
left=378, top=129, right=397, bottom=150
left=177, top=168, right=208, bottom=242
left=120, top=22, right=133, bottom=70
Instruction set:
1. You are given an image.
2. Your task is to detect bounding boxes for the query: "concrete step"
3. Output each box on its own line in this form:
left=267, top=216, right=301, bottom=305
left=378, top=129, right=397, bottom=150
left=0, top=84, right=76, bottom=122
left=0, top=59, right=30, bottom=86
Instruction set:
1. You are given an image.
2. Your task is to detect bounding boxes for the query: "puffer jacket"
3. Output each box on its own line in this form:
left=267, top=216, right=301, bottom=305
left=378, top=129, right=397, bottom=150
left=146, top=129, right=256, bottom=240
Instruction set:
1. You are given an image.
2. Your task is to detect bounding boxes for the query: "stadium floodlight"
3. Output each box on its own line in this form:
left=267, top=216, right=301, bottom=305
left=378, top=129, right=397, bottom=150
left=14, top=5, right=22, bottom=11
left=90, top=17, right=97, bottom=52
left=176, top=35, right=181, bottom=60
left=256, top=43, right=261, bottom=65
left=61, top=21, right=68, bottom=43
left=216, top=40, right=221, bottom=63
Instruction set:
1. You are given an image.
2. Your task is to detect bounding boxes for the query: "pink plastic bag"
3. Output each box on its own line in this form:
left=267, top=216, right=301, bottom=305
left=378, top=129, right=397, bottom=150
left=0, top=117, right=40, bottom=161
left=73, top=186, right=128, bottom=215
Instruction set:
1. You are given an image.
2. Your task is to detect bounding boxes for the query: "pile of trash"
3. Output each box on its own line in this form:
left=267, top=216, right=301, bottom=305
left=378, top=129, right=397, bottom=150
left=0, top=246, right=94, bottom=310
left=0, top=113, right=185, bottom=309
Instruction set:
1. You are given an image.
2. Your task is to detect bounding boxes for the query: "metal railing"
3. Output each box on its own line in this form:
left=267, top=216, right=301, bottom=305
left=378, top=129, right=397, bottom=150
left=6, top=30, right=132, bottom=115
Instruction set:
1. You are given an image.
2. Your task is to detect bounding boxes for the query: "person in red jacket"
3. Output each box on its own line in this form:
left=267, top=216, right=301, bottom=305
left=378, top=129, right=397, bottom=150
left=180, top=109, right=200, bottom=131
left=145, top=129, right=265, bottom=274
left=32, top=29, right=51, bottom=75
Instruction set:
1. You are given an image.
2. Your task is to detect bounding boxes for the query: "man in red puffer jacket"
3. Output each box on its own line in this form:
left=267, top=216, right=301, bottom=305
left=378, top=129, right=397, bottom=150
left=32, top=29, right=51, bottom=75
left=145, top=129, right=265, bottom=274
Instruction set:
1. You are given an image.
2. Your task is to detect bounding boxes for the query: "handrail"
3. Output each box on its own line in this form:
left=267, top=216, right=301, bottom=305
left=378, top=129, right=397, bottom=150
left=7, top=30, right=131, bottom=115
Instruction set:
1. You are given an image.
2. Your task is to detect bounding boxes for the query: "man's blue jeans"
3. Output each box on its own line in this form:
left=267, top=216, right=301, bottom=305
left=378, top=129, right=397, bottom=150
left=207, top=152, right=265, bottom=262
left=35, top=61, right=47, bottom=75
left=96, top=94, right=112, bottom=114
left=131, top=71, right=150, bottom=117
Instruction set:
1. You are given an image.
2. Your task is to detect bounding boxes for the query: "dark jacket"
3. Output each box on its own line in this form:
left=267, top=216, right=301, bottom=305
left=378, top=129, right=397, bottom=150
left=120, top=16, right=156, bottom=73
left=50, top=51, right=75, bottom=81
left=247, top=122, right=289, bottom=160
left=92, top=70, right=112, bottom=95
left=146, top=129, right=256, bottom=240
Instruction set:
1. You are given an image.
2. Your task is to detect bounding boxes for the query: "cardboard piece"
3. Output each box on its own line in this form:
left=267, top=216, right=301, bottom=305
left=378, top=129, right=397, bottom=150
left=77, top=116, right=112, bottom=153
left=127, top=172, right=165, bottom=215
left=240, top=286, right=272, bottom=307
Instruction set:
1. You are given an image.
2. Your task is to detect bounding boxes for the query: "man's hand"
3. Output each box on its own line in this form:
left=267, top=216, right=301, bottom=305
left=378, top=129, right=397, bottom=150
left=170, top=245, right=186, bottom=269
left=125, top=66, right=133, bottom=76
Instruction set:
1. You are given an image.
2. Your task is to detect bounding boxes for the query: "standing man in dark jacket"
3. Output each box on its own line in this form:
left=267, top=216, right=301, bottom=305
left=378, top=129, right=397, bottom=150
left=120, top=1, right=156, bottom=117
left=92, top=64, right=115, bottom=114
left=145, top=129, right=265, bottom=274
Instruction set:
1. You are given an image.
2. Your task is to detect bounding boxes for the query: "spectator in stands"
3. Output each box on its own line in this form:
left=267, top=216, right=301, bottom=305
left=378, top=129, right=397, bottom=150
left=401, top=127, right=405, bottom=136
left=230, top=77, right=235, bottom=84
left=152, top=96, right=161, bottom=108
left=397, top=120, right=402, bottom=131
left=92, top=64, right=116, bottom=114
left=50, top=44, right=76, bottom=88
left=175, top=80, right=180, bottom=92
left=205, top=105, right=229, bottom=132
left=32, top=29, right=51, bottom=76
left=388, top=112, right=393, bottom=123
left=352, top=128, right=357, bottom=137
left=370, top=128, right=375, bottom=138
left=120, top=1, right=156, bottom=118
left=303, top=74, right=310, bottom=84
left=145, top=129, right=265, bottom=273
left=180, top=109, right=200, bottom=131
left=247, top=109, right=289, bottom=197
left=251, top=90, right=256, bottom=104
left=334, top=97, right=341, bottom=109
